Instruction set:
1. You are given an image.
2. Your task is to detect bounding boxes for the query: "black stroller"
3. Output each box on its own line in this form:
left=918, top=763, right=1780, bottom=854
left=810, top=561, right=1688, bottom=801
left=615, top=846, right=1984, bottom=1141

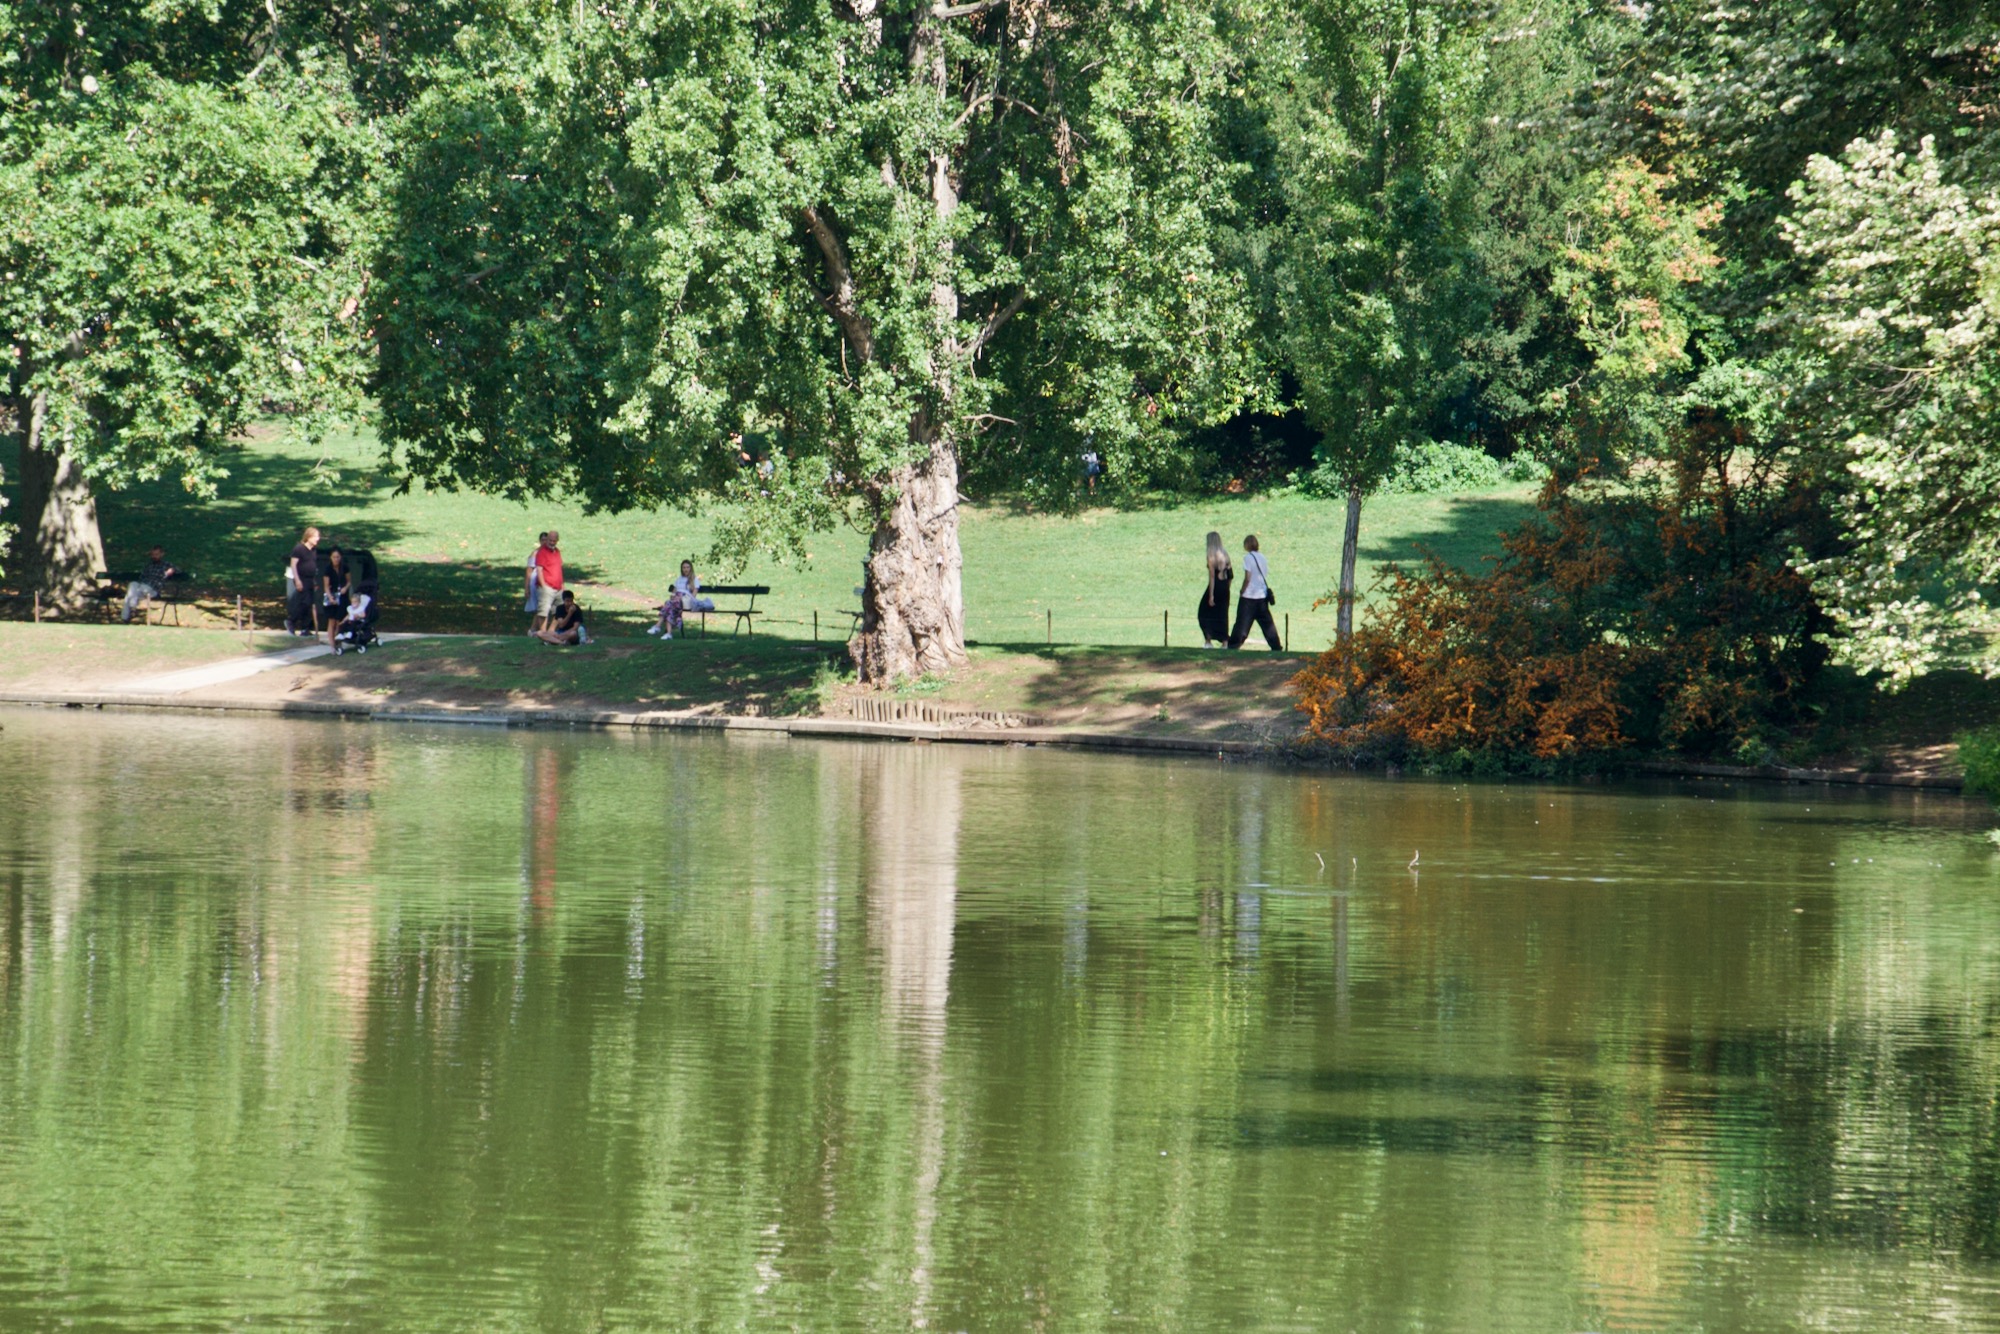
left=332, top=585, right=380, bottom=653
left=332, top=551, right=382, bottom=655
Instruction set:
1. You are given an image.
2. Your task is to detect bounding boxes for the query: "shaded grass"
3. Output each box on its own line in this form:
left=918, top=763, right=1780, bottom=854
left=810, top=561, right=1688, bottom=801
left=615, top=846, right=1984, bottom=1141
left=360, top=635, right=846, bottom=715
left=3, top=422, right=1535, bottom=650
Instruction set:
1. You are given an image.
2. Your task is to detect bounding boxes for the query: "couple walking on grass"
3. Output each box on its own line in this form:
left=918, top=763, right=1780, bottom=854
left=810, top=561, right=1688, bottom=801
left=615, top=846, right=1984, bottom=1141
left=1198, top=532, right=1282, bottom=651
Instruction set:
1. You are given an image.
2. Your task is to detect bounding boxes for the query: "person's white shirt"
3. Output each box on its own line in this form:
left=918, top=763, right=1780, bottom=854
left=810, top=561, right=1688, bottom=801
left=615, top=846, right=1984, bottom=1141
left=673, top=574, right=715, bottom=611
left=1243, top=550, right=1270, bottom=599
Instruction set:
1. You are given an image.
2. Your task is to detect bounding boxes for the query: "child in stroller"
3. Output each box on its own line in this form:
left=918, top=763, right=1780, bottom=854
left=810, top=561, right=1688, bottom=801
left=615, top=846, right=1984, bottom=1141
left=332, top=585, right=380, bottom=654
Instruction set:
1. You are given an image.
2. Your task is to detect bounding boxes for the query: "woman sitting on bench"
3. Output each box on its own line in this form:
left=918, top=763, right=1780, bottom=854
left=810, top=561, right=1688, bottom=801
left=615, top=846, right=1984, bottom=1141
left=648, top=560, right=715, bottom=639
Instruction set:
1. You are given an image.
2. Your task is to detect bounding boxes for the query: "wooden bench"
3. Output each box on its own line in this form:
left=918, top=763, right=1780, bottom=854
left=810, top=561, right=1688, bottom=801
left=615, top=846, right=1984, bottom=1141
left=692, top=584, right=770, bottom=636
left=99, top=569, right=194, bottom=625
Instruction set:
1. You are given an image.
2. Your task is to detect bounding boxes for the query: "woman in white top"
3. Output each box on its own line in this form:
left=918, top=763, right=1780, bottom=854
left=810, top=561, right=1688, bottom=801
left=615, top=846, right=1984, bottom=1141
left=649, top=560, right=717, bottom=638
left=1228, top=534, right=1282, bottom=650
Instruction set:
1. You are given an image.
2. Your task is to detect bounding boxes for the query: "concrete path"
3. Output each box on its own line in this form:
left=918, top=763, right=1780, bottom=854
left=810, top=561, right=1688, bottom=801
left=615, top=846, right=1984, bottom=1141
left=112, top=633, right=425, bottom=695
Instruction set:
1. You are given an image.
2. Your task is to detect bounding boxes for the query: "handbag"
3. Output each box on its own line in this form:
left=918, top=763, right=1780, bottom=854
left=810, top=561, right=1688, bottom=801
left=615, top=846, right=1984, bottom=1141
left=1252, top=552, right=1275, bottom=606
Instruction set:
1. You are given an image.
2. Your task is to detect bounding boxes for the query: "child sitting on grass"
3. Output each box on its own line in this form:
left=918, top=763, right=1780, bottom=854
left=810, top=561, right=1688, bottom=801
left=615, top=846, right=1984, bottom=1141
left=535, top=589, right=588, bottom=646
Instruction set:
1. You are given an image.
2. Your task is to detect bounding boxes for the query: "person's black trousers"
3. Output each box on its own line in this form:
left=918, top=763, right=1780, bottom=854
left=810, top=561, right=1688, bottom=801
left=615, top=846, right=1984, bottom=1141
left=286, top=588, right=318, bottom=634
left=1229, top=594, right=1281, bottom=650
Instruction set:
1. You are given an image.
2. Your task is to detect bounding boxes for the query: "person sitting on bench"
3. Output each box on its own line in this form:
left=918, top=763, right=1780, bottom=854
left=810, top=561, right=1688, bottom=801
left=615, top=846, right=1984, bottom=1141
left=120, top=546, right=178, bottom=623
left=535, top=589, right=588, bottom=646
left=647, top=559, right=714, bottom=638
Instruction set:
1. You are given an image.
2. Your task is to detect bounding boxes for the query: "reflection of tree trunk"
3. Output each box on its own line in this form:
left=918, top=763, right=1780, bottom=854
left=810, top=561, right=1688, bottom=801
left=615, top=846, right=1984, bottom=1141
left=11, top=390, right=105, bottom=609
left=861, top=746, right=960, bottom=1327
left=522, top=743, right=567, bottom=925
left=1336, top=483, right=1362, bottom=642
left=863, top=747, right=960, bottom=1036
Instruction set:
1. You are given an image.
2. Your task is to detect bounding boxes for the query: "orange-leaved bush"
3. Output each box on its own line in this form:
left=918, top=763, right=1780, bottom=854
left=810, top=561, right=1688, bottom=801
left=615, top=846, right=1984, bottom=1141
left=1294, top=443, right=1826, bottom=763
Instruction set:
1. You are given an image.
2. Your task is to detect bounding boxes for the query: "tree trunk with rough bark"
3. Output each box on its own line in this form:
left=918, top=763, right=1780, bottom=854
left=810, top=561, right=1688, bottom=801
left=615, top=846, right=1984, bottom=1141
left=1336, top=483, right=1363, bottom=642
left=12, top=390, right=105, bottom=611
left=853, top=434, right=968, bottom=682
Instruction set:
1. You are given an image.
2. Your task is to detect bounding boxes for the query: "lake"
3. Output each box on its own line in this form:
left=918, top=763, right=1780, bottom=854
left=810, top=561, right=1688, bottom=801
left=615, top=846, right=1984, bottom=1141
left=2, top=708, right=1997, bottom=1331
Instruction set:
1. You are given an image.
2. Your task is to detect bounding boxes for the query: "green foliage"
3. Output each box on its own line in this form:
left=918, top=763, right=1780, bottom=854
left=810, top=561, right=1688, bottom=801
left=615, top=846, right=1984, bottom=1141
left=1784, top=132, right=2000, bottom=684
left=1956, top=726, right=2000, bottom=807
left=1268, top=0, right=1487, bottom=496
left=1378, top=440, right=1502, bottom=495
left=373, top=0, right=1261, bottom=559
left=0, top=64, right=378, bottom=491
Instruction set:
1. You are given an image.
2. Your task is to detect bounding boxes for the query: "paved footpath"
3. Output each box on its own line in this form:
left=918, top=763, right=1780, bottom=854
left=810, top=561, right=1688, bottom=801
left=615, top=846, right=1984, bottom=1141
left=110, top=634, right=425, bottom=695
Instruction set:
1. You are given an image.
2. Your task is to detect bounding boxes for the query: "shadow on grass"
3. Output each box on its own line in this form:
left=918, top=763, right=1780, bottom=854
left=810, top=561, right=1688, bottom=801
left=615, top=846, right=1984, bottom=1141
left=40, top=445, right=632, bottom=632
left=965, top=642, right=1307, bottom=736
left=1356, top=493, right=1537, bottom=572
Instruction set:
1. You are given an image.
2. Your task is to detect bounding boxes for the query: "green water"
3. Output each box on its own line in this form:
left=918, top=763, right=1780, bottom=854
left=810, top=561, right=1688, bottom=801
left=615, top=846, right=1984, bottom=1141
left=2, top=710, right=1999, bottom=1332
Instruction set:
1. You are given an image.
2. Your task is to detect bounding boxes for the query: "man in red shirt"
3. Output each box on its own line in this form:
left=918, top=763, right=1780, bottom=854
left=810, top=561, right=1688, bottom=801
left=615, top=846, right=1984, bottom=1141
left=530, top=530, right=565, bottom=633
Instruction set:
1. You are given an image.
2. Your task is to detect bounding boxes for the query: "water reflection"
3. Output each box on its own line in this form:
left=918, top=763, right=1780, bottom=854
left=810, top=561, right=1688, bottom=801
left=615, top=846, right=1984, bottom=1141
left=0, top=710, right=1998, bottom=1331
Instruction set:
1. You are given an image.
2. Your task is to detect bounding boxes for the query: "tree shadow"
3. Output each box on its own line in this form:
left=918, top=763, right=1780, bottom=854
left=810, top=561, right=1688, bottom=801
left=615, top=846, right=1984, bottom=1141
left=1355, top=492, right=1536, bottom=573
left=964, top=643, right=1305, bottom=737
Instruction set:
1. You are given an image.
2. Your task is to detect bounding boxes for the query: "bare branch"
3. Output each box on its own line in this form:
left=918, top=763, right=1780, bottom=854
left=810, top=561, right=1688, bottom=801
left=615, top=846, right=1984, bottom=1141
left=801, top=205, right=877, bottom=364
left=932, top=0, right=1006, bottom=16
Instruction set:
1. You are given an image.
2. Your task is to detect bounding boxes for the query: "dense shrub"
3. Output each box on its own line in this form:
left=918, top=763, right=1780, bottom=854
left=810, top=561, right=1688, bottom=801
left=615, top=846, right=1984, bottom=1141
left=1293, top=447, right=1828, bottom=763
left=1380, top=441, right=1506, bottom=494
left=1957, top=727, right=2000, bottom=806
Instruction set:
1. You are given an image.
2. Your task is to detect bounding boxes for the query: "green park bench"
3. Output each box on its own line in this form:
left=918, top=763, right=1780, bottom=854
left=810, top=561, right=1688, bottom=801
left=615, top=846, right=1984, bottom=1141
left=691, top=584, right=770, bottom=636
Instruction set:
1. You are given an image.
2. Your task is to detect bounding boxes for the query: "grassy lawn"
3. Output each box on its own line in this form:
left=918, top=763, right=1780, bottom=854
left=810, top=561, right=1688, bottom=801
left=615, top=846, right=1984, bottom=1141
left=3, top=422, right=1534, bottom=649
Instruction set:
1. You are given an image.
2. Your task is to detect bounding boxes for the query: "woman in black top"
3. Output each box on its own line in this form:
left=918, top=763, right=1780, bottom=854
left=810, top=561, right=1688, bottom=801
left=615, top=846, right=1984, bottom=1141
left=286, top=527, right=321, bottom=635
left=1197, top=530, right=1233, bottom=647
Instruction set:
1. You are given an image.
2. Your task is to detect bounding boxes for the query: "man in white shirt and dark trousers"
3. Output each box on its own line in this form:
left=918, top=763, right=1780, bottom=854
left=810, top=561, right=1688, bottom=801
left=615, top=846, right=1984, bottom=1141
left=1228, top=534, right=1282, bottom=650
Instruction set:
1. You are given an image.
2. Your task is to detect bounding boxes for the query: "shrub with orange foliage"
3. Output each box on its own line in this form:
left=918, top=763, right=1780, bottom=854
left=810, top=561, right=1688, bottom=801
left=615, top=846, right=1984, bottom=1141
left=1294, top=441, right=1827, bottom=764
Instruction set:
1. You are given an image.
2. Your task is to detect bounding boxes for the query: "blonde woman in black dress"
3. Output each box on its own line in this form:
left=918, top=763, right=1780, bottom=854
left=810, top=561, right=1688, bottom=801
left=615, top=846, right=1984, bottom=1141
left=1198, top=531, right=1233, bottom=647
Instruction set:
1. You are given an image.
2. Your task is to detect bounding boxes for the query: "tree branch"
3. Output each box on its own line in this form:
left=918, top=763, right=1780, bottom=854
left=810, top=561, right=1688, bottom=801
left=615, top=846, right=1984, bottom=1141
left=932, top=0, right=1006, bottom=16
left=801, top=205, right=876, bottom=364
left=969, top=288, right=1028, bottom=360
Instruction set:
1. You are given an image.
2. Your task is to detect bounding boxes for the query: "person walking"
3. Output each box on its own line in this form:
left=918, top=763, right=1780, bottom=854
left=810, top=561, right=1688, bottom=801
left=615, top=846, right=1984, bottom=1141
left=1228, top=534, right=1282, bottom=651
left=285, top=527, right=321, bottom=635
left=120, top=546, right=177, bottom=623
left=1197, top=531, right=1233, bottom=648
left=528, top=530, right=564, bottom=634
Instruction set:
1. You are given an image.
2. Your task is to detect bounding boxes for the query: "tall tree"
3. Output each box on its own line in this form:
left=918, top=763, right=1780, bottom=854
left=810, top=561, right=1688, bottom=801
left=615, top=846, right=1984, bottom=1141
left=1784, top=132, right=2000, bottom=683
left=0, top=3, right=396, bottom=605
left=373, top=0, right=1258, bottom=683
left=1267, top=0, right=1487, bottom=640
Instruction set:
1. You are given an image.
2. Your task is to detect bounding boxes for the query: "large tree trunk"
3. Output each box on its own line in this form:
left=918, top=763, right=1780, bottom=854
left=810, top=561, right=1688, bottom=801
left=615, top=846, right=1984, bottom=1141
left=848, top=8, right=972, bottom=686
left=12, top=390, right=105, bottom=610
left=1336, top=483, right=1362, bottom=642
left=852, top=435, right=968, bottom=683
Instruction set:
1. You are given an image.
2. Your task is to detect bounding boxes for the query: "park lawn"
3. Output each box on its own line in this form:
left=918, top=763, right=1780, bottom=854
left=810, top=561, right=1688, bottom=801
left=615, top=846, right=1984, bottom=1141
left=3, top=421, right=1536, bottom=649
left=0, top=622, right=297, bottom=692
